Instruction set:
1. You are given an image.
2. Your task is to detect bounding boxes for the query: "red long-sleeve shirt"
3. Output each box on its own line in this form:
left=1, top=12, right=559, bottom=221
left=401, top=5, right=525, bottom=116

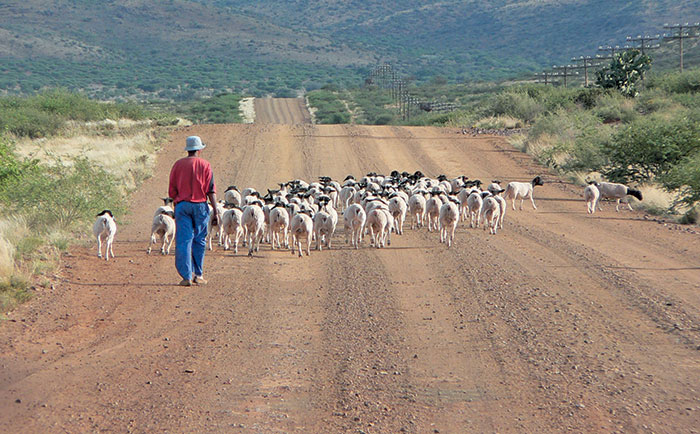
left=168, top=157, right=216, bottom=204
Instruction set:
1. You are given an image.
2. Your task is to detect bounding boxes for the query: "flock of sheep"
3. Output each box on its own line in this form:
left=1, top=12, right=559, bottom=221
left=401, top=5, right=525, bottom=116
left=93, top=171, right=643, bottom=260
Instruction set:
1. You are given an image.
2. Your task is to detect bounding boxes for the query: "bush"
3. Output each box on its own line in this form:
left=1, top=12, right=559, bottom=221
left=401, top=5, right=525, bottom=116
left=660, top=150, right=700, bottom=209
left=602, top=116, right=700, bottom=183
left=647, top=68, right=700, bottom=94
left=486, top=91, right=543, bottom=123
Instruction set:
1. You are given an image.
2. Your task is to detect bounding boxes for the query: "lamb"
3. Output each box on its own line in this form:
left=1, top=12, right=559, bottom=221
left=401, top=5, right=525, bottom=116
left=596, top=181, right=643, bottom=212
left=439, top=198, right=459, bottom=247
left=242, top=200, right=265, bottom=256
left=268, top=202, right=290, bottom=250
left=584, top=183, right=601, bottom=214
left=503, top=176, right=544, bottom=210
left=221, top=207, right=245, bottom=253
left=466, top=191, right=483, bottom=228
left=290, top=208, right=314, bottom=257
left=147, top=209, right=175, bottom=255
left=343, top=203, right=366, bottom=249
left=339, top=185, right=357, bottom=210
left=94, top=210, right=117, bottom=260
left=481, top=192, right=501, bottom=235
left=481, top=196, right=501, bottom=235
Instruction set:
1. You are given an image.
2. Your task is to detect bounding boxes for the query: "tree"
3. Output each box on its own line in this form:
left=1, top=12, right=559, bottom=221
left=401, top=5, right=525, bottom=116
left=595, top=49, right=651, bottom=97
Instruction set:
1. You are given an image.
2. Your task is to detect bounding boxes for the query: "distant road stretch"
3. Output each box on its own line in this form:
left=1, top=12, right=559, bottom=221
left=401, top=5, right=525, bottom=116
left=254, top=98, right=312, bottom=124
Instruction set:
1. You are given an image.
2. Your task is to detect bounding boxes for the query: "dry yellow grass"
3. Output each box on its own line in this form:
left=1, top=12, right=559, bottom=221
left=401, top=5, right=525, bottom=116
left=0, top=217, right=27, bottom=279
left=474, top=115, right=523, bottom=129
left=14, top=120, right=162, bottom=192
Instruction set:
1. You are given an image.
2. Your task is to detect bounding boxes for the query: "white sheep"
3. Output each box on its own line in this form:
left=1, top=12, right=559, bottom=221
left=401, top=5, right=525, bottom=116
left=221, top=207, right=245, bottom=253
left=481, top=196, right=501, bottom=235
left=596, top=181, right=643, bottom=212
left=366, top=207, right=389, bottom=248
left=425, top=193, right=443, bottom=232
left=408, top=191, right=427, bottom=229
left=268, top=203, right=290, bottom=250
left=242, top=200, right=265, bottom=256
left=94, top=210, right=117, bottom=260
left=584, top=183, right=601, bottom=214
left=224, top=186, right=242, bottom=207
left=388, top=195, right=407, bottom=235
left=147, top=210, right=175, bottom=255
left=313, top=198, right=337, bottom=251
left=290, top=209, right=314, bottom=257
left=466, top=191, right=483, bottom=228
left=504, top=176, right=544, bottom=210
left=343, top=203, right=366, bottom=249
left=439, top=199, right=459, bottom=247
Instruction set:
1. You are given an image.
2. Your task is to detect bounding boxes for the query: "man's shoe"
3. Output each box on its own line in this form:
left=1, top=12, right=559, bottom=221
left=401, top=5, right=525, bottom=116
left=193, top=275, right=208, bottom=285
left=179, top=279, right=192, bottom=286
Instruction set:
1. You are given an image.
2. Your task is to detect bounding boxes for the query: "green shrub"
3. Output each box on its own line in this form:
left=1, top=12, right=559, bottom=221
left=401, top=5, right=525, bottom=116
left=602, top=116, right=700, bottom=183
left=660, top=150, right=700, bottom=209
left=486, top=91, right=543, bottom=123
left=647, top=68, right=700, bottom=94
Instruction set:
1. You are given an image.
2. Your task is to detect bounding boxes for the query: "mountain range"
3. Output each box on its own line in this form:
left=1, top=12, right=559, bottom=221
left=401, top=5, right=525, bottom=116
left=0, top=0, right=698, bottom=99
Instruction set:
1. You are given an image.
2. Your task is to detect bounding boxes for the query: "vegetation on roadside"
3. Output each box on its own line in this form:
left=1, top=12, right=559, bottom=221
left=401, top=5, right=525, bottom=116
left=0, top=91, right=175, bottom=311
left=0, top=89, right=176, bottom=138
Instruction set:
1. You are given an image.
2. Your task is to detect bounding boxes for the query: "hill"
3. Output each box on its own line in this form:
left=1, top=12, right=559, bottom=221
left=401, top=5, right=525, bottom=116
left=0, top=0, right=698, bottom=99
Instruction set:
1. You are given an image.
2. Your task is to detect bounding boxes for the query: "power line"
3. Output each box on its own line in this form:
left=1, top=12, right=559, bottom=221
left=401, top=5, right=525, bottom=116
left=663, top=22, right=700, bottom=72
left=570, top=56, right=603, bottom=87
left=551, top=64, right=579, bottom=88
left=626, top=34, right=661, bottom=55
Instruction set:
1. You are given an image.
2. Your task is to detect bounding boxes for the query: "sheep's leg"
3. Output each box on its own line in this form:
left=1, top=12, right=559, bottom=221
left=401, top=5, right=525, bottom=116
left=615, top=199, right=621, bottom=212
left=96, top=236, right=103, bottom=258
left=305, top=234, right=311, bottom=256
left=530, top=195, right=537, bottom=210
left=147, top=235, right=155, bottom=254
left=107, top=237, right=114, bottom=260
left=316, top=230, right=322, bottom=251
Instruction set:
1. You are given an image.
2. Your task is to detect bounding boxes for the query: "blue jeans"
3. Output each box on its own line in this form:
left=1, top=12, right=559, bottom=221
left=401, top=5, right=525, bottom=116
left=175, top=201, right=210, bottom=281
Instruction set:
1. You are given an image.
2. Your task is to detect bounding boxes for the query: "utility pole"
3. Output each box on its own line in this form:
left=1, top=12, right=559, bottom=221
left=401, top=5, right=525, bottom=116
left=552, top=64, right=579, bottom=88
left=626, top=34, right=661, bottom=56
left=596, top=44, right=631, bottom=60
left=534, top=71, right=553, bottom=85
left=570, top=56, right=602, bottom=87
left=663, top=23, right=700, bottom=72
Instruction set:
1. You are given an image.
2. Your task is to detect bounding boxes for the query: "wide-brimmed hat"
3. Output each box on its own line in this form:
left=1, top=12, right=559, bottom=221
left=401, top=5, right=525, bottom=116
left=185, top=136, right=206, bottom=151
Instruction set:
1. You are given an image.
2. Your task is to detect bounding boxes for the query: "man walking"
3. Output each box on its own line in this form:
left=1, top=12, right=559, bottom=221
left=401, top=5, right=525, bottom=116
left=168, top=135, right=219, bottom=286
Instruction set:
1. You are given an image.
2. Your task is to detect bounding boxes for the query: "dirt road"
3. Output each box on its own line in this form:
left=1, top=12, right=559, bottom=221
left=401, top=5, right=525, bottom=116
left=254, top=98, right=311, bottom=124
left=1, top=119, right=700, bottom=432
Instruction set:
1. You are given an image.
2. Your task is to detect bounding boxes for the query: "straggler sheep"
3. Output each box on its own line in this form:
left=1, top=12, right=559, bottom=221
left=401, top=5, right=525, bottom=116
left=290, top=209, right=314, bottom=257
left=504, top=176, right=544, bottom=210
left=481, top=196, right=501, bottom=235
left=596, top=181, right=643, bottom=212
left=148, top=210, right=175, bottom=255
left=221, top=207, right=245, bottom=253
left=439, top=199, right=459, bottom=247
left=494, top=195, right=506, bottom=229
left=584, top=182, right=601, bottom=214
left=343, top=203, right=366, bottom=249
left=94, top=210, right=117, bottom=260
